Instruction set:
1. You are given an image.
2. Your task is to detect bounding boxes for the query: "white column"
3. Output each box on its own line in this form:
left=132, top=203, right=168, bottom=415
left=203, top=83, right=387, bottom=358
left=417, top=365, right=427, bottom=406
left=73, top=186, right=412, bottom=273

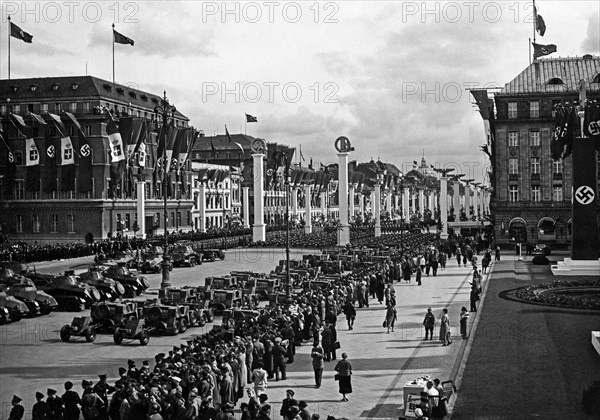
left=418, top=189, right=425, bottom=219
left=349, top=185, right=355, bottom=220
left=242, top=186, right=250, bottom=228
left=473, top=187, right=479, bottom=220
left=386, top=191, right=392, bottom=214
left=136, top=181, right=146, bottom=239
left=304, top=184, right=312, bottom=234
left=403, top=187, right=410, bottom=219
left=428, top=192, right=434, bottom=212
left=338, top=152, right=350, bottom=246
left=374, top=183, right=382, bottom=237
left=359, top=193, right=365, bottom=216
left=199, top=185, right=206, bottom=233
left=292, top=187, right=299, bottom=216
left=394, top=194, right=399, bottom=217
left=440, top=177, right=448, bottom=239
left=465, top=184, right=471, bottom=218
left=320, top=192, right=327, bottom=219
left=252, top=153, right=266, bottom=242
left=453, top=181, right=461, bottom=216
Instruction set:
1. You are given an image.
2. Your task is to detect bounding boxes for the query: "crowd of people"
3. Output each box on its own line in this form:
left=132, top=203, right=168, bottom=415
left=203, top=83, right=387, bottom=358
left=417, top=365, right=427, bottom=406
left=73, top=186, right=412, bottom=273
left=7, top=231, right=494, bottom=420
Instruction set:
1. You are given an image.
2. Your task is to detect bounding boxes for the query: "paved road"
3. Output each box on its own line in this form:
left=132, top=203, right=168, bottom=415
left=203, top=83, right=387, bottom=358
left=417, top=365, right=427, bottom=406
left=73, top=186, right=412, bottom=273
left=0, top=248, right=484, bottom=419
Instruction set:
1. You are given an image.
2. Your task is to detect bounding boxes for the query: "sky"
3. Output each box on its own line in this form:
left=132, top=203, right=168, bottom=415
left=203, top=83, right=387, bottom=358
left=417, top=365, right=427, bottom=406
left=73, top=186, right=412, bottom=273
left=1, top=1, right=599, bottom=184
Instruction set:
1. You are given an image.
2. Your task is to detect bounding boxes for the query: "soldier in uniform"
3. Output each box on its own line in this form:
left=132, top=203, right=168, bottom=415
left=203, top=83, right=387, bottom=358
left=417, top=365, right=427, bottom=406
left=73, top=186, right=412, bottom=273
left=46, top=388, right=64, bottom=420
left=127, top=360, right=140, bottom=381
left=93, top=374, right=114, bottom=417
left=32, top=391, right=50, bottom=420
left=81, top=380, right=103, bottom=420
left=9, top=395, right=24, bottom=420
left=61, top=381, right=81, bottom=420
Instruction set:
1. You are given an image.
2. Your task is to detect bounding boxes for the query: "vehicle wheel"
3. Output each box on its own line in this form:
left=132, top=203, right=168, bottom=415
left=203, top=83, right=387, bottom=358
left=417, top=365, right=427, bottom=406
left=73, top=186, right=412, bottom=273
left=220, top=255, right=225, bottom=260
left=113, top=331, right=123, bottom=344
left=140, top=278, right=150, bottom=290
left=189, top=311, right=199, bottom=327
left=208, top=312, right=214, bottom=323
left=40, top=306, right=52, bottom=315
left=60, top=326, right=71, bottom=342
left=85, top=328, right=96, bottom=343
left=141, top=267, right=147, bottom=274
left=11, top=311, right=22, bottom=322
left=198, top=313, right=207, bottom=327
left=189, top=258, right=196, bottom=267
left=179, top=318, right=188, bottom=333
left=147, top=306, right=162, bottom=322
left=210, top=257, right=216, bottom=262
left=171, top=320, right=181, bottom=335
left=139, top=331, right=149, bottom=346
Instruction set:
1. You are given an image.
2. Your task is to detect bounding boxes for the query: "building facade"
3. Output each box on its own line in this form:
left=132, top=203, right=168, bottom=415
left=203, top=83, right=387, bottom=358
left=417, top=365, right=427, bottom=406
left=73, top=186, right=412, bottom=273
left=0, top=76, right=195, bottom=244
left=492, top=56, right=600, bottom=246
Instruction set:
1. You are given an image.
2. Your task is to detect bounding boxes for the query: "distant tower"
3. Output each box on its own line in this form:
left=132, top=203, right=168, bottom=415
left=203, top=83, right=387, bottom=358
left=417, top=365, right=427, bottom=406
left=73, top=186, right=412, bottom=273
left=419, top=150, right=427, bottom=175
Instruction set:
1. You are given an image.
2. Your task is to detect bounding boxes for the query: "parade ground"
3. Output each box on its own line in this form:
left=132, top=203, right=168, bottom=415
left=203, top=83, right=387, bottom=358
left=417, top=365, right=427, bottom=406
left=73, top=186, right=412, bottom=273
left=2, top=249, right=599, bottom=419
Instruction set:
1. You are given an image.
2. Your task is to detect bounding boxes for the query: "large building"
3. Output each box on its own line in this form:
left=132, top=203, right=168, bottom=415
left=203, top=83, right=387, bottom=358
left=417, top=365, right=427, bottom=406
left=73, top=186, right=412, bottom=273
left=0, top=76, right=194, bottom=244
left=491, top=55, right=600, bottom=246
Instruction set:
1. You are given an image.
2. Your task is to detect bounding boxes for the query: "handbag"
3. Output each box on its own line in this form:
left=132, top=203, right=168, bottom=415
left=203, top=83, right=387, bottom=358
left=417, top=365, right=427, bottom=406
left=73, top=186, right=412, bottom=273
left=334, top=374, right=340, bottom=381
left=383, top=320, right=387, bottom=328
left=333, top=341, right=341, bottom=350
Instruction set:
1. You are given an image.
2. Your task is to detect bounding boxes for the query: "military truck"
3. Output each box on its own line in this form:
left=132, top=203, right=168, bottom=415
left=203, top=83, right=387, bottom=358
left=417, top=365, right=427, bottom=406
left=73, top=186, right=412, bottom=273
left=171, top=245, right=201, bottom=268
left=90, top=301, right=140, bottom=332
left=205, top=276, right=238, bottom=290
left=113, top=318, right=150, bottom=346
left=159, top=287, right=214, bottom=327
left=210, top=289, right=243, bottom=312
left=201, top=249, right=225, bottom=262
left=142, top=302, right=192, bottom=335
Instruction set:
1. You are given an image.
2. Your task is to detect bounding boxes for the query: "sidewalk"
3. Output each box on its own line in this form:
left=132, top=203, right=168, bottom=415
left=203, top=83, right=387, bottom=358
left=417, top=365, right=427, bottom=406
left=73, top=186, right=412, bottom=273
left=451, top=258, right=600, bottom=420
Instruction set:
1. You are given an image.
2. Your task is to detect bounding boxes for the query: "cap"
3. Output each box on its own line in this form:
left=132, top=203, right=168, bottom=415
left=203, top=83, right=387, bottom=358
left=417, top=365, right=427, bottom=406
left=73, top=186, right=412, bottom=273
left=142, top=360, right=150, bottom=366
left=173, top=346, right=180, bottom=352
left=275, top=337, right=282, bottom=343
left=64, top=381, right=73, bottom=389
left=286, top=389, right=295, bottom=396
left=12, top=395, right=22, bottom=404
left=258, top=394, right=268, bottom=401
left=155, top=353, right=165, bottom=362
left=180, top=344, right=188, bottom=350
left=299, top=400, right=308, bottom=407
left=81, top=380, right=92, bottom=388
left=35, top=392, right=44, bottom=399
left=98, top=374, right=107, bottom=380
left=171, top=376, right=182, bottom=383
left=186, top=340, right=193, bottom=346
left=127, top=359, right=135, bottom=366
left=47, top=389, right=57, bottom=396
left=118, top=367, right=127, bottom=375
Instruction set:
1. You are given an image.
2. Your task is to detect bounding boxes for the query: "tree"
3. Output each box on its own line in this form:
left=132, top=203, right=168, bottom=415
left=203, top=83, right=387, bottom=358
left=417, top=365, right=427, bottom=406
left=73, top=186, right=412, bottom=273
left=132, top=220, right=140, bottom=233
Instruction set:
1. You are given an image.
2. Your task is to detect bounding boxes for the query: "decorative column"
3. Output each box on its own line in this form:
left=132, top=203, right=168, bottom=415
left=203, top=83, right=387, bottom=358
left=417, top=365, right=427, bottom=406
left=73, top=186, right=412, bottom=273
left=252, top=141, right=266, bottom=242
left=198, top=184, right=206, bottom=232
left=428, top=192, right=434, bottom=212
left=304, top=184, right=312, bottom=234
left=135, top=181, right=146, bottom=239
left=337, top=148, right=350, bottom=246
left=464, top=184, right=471, bottom=218
left=349, top=185, right=355, bottom=220
left=440, top=177, right=448, bottom=239
left=418, top=189, right=425, bottom=219
left=394, top=194, right=399, bottom=216
left=473, top=187, right=479, bottom=220
left=359, top=193, right=365, bottom=216
left=403, top=187, right=410, bottom=219
left=453, top=181, right=461, bottom=217
left=291, top=187, right=299, bottom=216
left=242, top=186, right=250, bottom=228
left=374, top=182, right=382, bottom=237
left=386, top=192, right=392, bottom=214
left=320, top=192, right=327, bottom=219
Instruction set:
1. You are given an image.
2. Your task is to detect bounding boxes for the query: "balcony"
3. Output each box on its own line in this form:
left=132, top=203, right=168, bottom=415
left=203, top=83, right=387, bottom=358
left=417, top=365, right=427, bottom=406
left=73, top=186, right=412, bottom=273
left=494, top=201, right=570, bottom=209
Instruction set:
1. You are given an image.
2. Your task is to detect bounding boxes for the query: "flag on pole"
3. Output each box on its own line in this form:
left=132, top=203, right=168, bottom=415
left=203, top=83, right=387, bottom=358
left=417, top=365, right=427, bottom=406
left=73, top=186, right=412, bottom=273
left=0, top=127, right=17, bottom=195
left=107, top=118, right=125, bottom=163
left=59, top=135, right=76, bottom=190
left=64, top=111, right=93, bottom=192
left=225, top=125, right=232, bottom=143
left=245, top=113, right=258, bottom=123
left=211, top=140, right=217, bottom=158
left=113, top=29, right=134, bottom=45
left=25, top=138, right=39, bottom=166
left=534, top=5, right=546, bottom=36
left=42, top=117, right=62, bottom=192
left=10, top=21, right=33, bottom=43
left=532, top=42, right=557, bottom=59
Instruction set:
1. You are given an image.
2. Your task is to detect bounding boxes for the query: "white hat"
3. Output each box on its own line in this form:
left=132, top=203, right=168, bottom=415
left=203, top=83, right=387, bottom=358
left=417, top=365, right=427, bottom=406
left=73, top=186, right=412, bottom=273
left=414, top=408, right=423, bottom=416
left=171, top=376, right=181, bottom=383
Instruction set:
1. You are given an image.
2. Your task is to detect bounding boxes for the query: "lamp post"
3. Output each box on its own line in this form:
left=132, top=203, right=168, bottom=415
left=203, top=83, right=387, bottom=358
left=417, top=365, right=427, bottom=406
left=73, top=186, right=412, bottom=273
left=274, top=151, right=291, bottom=299
left=154, top=91, right=177, bottom=290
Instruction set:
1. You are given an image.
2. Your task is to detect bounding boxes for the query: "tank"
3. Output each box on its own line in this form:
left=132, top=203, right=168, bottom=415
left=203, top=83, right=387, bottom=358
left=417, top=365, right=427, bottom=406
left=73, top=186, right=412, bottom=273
left=102, top=263, right=150, bottom=297
left=78, top=268, right=126, bottom=301
left=0, top=268, right=59, bottom=315
left=0, top=290, right=30, bottom=320
left=27, top=272, right=102, bottom=311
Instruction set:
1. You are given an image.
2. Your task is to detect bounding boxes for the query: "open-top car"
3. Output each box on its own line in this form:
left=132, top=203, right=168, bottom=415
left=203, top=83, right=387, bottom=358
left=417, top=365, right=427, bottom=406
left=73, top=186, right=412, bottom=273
left=201, top=249, right=225, bottom=262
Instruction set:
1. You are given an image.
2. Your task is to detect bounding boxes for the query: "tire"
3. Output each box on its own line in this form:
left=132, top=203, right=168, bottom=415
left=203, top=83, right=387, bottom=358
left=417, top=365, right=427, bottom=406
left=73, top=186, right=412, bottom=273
left=171, top=320, right=181, bottom=335
left=179, top=318, right=188, bottom=333
left=140, top=278, right=150, bottom=290
left=188, top=311, right=199, bottom=327
left=141, top=267, right=147, bottom=274
left=189, top=258, right=196, bottom=267
left=60, top=326, right=71, bottom=342
left=139, top=331, right=149, bottom=346
left=198, top=312, right=207, bottom=327
left=147, top=306, right=162, bottom=322
left=11, top=310, right=22, bottom=322
left=40, top=306, right=52, bottom=316
left=85, top=328, right=96, bottom=343
left=113, top=331, right=123, bottom=344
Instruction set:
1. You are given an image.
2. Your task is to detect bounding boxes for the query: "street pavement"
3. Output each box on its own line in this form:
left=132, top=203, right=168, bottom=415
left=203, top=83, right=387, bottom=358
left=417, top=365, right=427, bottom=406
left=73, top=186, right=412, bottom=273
left=0, top=247, right=485, bottom=419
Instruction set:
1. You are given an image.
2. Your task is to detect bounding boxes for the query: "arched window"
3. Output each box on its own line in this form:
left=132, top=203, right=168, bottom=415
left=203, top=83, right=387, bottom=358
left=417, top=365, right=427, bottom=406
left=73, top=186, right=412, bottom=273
left=508, top=217, right=527, bottom=243
left=537, top=217, right=556, bottom=242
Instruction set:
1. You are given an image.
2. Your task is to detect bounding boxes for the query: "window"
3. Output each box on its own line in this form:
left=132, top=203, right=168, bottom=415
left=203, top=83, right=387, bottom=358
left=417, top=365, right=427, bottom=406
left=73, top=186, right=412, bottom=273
left=508, top=131, right=519, bottom=147
left=68, top=126, right=75, bottom=137
left=509, top=158, right=519, bottom=175
left=156, top=212, right=160, bottom=227
left=529, top=101, right=539, bottom=118
left=69, top=103, right=77, bottom=113
left=553, top=185, right=563, bottom=201
left=553, top=160, right=563, bottom=174
left=16, top=215, right=23, bottom=233
left=171, top=212, right=175, bottom=227
left=531, top=185, right=541, bottom=202
left=529, top=131, right=540, bottom=146
left=40, top=103, right=48, bottom=113
left=0, top=105, right=6, bottom=114
left=50, top=214, right=58, bottom=233
left=125, top=214, right=131, bottom=230
left=187, top=211, right=191, bottom=226
left=32, top=215, right=40, bottom=233
left=67, top=213, right=75, bottom=233
left=177, top=212, right=181, bottom=227
left=55, top=103, right=62, bottom=112
left=531, top=157, right=540, bottom=174
left=84, top=126, right=92, bottom=136
left=509, top=185, right=519, bottom=202
left=508, top=102, right=517, bottom=119
left=14, top=151, right=23, bottom=165
left=83, top=102, right=90, bottom=113
left=116, top=214, right=123, bottom=231
left=15, top=180, right=24, bottom=199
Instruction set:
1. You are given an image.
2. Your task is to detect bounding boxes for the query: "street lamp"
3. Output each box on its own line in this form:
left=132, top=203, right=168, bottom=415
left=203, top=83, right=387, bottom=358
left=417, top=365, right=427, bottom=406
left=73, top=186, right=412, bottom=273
left=274, top=151, right=292, bottom=299
left=154, top=91, right=177, bottom=290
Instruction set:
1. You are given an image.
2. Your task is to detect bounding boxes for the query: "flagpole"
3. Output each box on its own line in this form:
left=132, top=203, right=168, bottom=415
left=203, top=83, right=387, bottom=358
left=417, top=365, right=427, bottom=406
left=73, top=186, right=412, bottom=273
left=532, top=0, right=536, bottom=44
left=529, top=38, right=532, bottom=65
left=8, top=16, right=11, bottom=80
left=112, top=23, right=115, bottom=84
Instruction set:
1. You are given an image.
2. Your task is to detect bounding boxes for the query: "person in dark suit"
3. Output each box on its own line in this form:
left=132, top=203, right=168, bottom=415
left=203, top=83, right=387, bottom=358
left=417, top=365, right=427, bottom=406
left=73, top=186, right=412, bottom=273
left=329, top=322, right=338, bottom=360
left=311, top=343, right=324, bottom=388
left=321, top=322, right=333, bottom=362
left=9, top=395, right=24, bottom=420
left=61, top=381, right=81, bottom=420
left=32, top=391, right=50, bottom=420
left=46, top=388, right=64, bottom=420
